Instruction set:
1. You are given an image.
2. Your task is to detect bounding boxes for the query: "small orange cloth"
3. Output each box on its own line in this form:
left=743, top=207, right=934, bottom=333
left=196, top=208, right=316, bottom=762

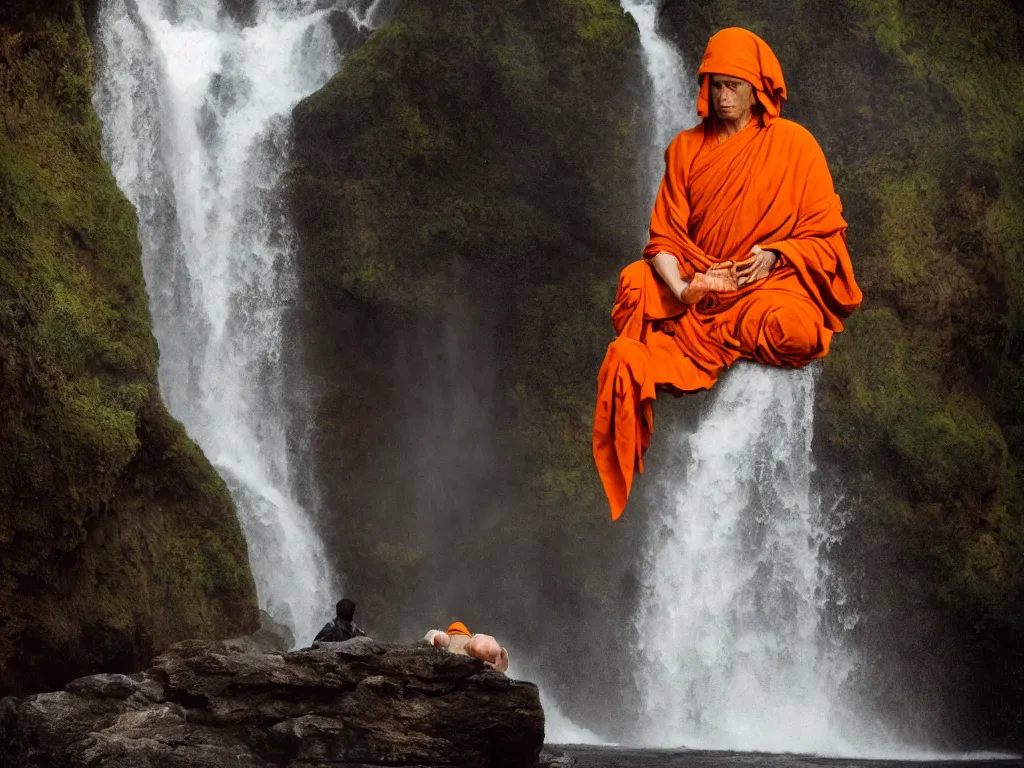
left=446, top=621, right=471, bottom=637
left=593, top=27, right=862, bottom=521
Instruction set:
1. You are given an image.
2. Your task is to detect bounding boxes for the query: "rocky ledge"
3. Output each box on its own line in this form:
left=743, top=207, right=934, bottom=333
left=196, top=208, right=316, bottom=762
left=0, top=638, right=544, bottom=767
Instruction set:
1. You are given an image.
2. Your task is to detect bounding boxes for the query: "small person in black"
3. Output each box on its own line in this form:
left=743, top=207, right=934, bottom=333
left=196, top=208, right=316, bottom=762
left=313, top=598, right=368, bottom=643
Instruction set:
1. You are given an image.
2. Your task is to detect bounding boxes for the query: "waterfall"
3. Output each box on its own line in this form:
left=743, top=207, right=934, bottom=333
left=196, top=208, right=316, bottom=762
left=633, top=366, right=861, bottom=752
left=93, top=0, right=381, bottom=641
left=619, top=1, right=867, bottom=753
left=619, top=0, right=694, bottom=189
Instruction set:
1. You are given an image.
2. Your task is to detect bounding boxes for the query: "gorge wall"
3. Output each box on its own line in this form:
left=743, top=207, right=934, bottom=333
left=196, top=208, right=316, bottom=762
left=287, top=0, right=651, bottom=729
left=656, top=0, right=1024, bottom=744
left=0, top=0, right=258, bottom=696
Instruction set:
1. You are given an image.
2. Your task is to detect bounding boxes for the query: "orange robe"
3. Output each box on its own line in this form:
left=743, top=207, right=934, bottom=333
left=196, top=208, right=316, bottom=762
left=592, top=115, right=862, bottom=521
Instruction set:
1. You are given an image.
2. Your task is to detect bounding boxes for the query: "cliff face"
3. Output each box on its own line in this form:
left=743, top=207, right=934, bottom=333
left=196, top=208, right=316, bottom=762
left=659, top=0, right=1024, bottom=745
left=0, top=0, right=258, bottom=696
left=288, top=0, right=649, bottom=724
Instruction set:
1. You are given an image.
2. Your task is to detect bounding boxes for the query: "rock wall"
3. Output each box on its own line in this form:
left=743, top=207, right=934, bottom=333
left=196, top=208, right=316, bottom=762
left=287, top=0, right=650, bottom=729
left=0, top=0, right=259, bottom=696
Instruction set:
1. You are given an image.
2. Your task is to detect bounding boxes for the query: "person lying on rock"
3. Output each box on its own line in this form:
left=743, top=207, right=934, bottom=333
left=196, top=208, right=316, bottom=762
left=592, top=26, right=862, bottom=521
left=313, top=598, right=368, bottom=643
left=424, top=621, right=509, bottom=672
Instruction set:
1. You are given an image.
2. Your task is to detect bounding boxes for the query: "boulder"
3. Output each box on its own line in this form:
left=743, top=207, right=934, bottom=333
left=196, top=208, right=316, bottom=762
left=0, top=639, right=544, bottom=767
left=326, top=9, right=370, bottom=57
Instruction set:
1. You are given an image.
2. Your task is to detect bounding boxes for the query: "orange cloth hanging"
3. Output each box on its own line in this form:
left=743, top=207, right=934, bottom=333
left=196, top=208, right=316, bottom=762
left=593, top=28, right=862, bottom=521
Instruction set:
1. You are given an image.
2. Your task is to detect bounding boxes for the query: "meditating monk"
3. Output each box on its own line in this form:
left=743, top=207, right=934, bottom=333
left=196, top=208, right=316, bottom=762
left=593, top=27, right=862, bottom=521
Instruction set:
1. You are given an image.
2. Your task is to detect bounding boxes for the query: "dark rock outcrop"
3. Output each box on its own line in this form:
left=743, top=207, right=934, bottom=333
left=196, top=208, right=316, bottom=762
left=0, top=0, right=259, bottom=696
left=0, top=639, right=544, bottom=767
left=326, top=8, right=371, bottom=56
left=220, top=0, right=258, bottom=28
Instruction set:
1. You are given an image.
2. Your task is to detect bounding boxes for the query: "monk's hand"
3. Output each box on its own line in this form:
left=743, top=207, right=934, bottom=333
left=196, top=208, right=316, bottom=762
left=468, top=634, right=505, bottom=669
left=679, top=261, right=738, bottom=304
left=427, top=630, right=451, bottom=648
left=703, top=262, right=739, bottom=292
left=735, top=245, right=778, bottom=287
left=489, top=647, right=509, bottom=673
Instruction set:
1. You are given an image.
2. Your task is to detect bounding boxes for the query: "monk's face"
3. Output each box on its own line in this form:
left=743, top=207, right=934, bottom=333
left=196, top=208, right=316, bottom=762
left=709, top=74, right=756, bottom=122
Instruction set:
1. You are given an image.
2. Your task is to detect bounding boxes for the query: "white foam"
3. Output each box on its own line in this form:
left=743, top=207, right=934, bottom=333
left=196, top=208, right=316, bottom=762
left=505, top=656, right=608, bottom=746
left=94, top=0, right=381, bottom=643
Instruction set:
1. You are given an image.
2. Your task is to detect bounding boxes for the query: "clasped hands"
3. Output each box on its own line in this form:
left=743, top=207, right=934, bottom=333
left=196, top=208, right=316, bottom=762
left=679, top=245, right=778, bottom=304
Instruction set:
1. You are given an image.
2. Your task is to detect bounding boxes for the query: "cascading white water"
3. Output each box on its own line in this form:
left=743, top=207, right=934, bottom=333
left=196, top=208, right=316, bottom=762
left=619, top=0, right=694, bottom=188
left=93, top=0, right=382, bottom=640
left=620, top=1, right=867, bottom=753
left=633, top=366, right=861, bottom=752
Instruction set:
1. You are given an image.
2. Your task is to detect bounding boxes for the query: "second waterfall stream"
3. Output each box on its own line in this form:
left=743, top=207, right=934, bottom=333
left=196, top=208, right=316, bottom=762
left=93, top=0, right=385, bottom=641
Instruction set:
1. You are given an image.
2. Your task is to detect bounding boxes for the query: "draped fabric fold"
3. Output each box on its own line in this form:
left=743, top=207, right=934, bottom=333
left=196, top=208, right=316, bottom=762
left=592, top=29, right=862, bottom=520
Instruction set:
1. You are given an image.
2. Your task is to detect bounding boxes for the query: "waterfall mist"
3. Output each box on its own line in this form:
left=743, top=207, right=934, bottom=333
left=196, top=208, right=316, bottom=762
left=93, top=0, right=382, bottom=641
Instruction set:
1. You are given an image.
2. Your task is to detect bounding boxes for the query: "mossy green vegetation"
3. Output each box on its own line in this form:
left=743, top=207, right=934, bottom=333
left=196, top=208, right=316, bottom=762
left=294, top=0, right=643, bottom=311
left=0, top=0, right=257, bottom=695
left=663, top=0, right=1024, bottom=743
left=288, top=0, right=647, bottom=721
left=291, top=0, right=645, bottom=513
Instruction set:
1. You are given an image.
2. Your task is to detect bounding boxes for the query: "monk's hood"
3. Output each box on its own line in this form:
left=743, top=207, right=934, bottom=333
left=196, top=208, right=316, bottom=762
left=696, top=27, right=787, bottom=123
left=446, top=621, right=471, bottom=637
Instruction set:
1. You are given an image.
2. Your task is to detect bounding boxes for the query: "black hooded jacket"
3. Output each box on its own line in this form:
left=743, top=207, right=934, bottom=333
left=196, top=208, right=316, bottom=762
left=313, top=618, right=367, bottom=643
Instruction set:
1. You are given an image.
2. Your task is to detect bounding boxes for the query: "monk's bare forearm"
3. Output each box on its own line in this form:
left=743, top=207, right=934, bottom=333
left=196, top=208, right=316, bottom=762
left=650, top=251, right=690, bottom=300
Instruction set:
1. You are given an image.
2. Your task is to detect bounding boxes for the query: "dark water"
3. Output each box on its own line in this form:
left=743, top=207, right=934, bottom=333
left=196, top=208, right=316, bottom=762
left=552, top=746, right=1024, bottom=768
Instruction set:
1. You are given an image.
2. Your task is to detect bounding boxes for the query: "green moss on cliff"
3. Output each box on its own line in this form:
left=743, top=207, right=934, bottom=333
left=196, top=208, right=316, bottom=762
left=296, top=0, right=643, bottom=313
left=824, top=3, right=1024, bottom=717
left=0, top=1, right=258, bottom=695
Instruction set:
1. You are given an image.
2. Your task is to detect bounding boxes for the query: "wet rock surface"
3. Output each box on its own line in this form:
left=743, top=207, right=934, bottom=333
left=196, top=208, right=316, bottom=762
left=0, top=639, right=544, bottom=767
left=550, top=746, right=1024, bottom=768
left=326, top=8, right=370, bottom=55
